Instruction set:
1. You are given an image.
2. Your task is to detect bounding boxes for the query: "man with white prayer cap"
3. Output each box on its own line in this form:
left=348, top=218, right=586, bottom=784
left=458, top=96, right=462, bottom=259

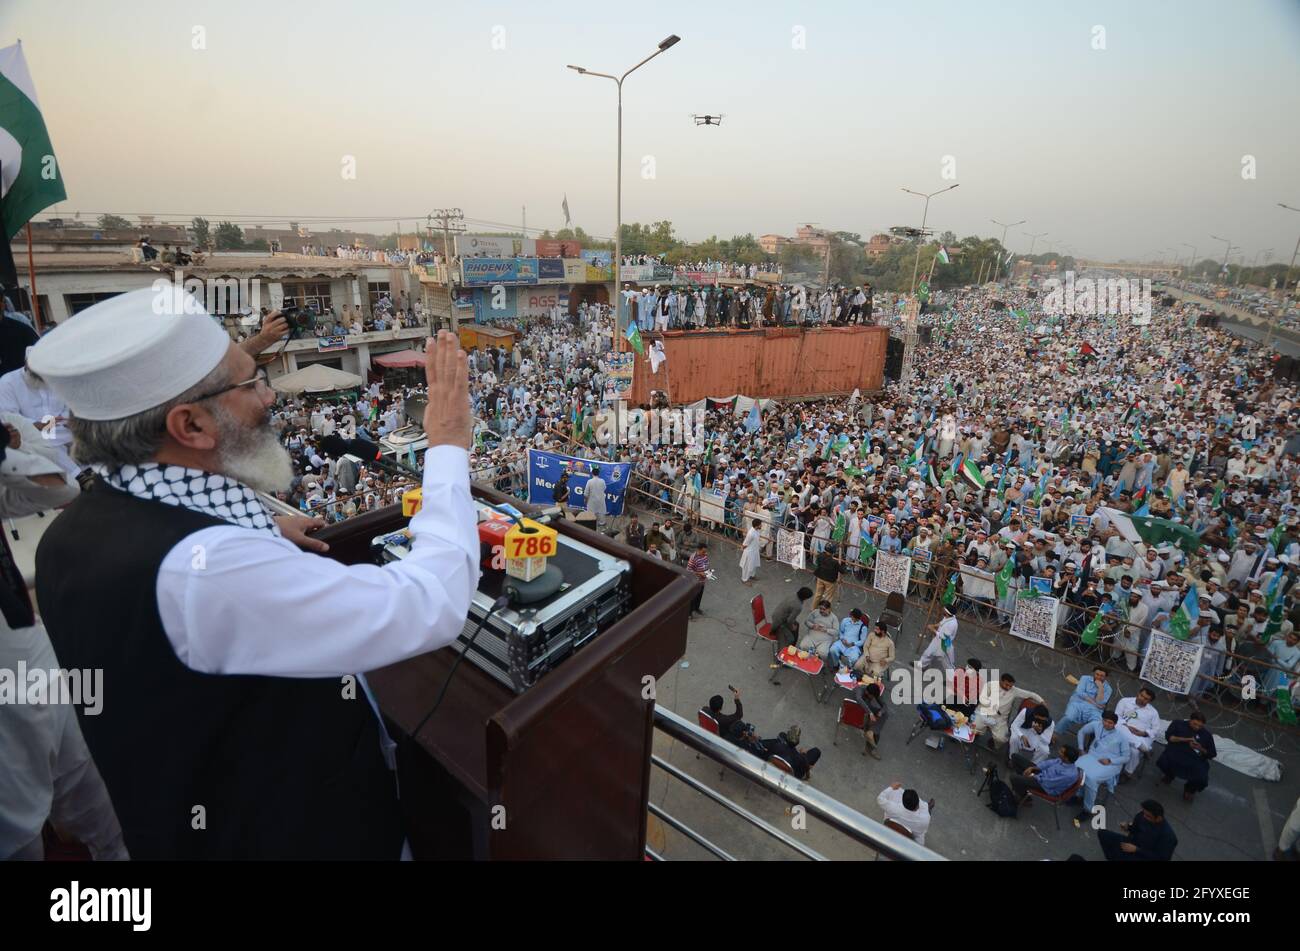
left=30, top=288, right=479, bottom=859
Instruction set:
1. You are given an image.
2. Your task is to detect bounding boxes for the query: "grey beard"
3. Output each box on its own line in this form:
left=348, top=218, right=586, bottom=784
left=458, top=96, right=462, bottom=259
left=212, top=405, right=294, bottom=494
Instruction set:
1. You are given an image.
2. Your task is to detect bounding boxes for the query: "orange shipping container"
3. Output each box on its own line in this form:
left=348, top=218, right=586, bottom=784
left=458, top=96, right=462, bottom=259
left=627, top=325, right=888, bottom=405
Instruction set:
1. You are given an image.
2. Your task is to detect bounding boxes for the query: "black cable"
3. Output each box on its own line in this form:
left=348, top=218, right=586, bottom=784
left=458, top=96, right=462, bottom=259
left=411, top=594, right=512, bottom=738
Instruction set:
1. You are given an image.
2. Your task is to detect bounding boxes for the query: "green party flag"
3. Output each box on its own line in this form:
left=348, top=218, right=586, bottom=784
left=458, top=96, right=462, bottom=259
left=1168, top=586, right=1199, bottom=641
left=858, top=439, right=870, bottom=459
left=941, top=572, right=957, bottom=606
left=944, top=380, right=956, bottom=398
left=1211, top=482, right=1224, bottom=510
left=832, top=512, right=847, bottom=542
left=1277, top=688, right=1298, bottom=726
left=994, top=555, right=1015, bottom=600
left=859, top=536, right=877, bottom=563
left=844, top=465, right=865, bottom=477
left=1080, top=609, right=1105, bottom=646
left=960, top=458, right=987, bottom=491
left=1263, top=601, right=1284, bottom=643
left=1019, top=588, right=1041, bottom=600
left=624, top=321, right=644, bottom=355
left=1270, top=521, right=1286, bottom=551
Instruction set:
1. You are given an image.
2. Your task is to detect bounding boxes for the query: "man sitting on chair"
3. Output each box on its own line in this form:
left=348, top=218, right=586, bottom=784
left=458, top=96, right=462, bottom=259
left=799, top=600, right=839, bottom=659
left=973, top=672, right=1044, bottom=750
left=1009, top=745, right=1081, bottom=805
left=854, top=621, right=896, bottom=678
left=1075, top=709, right=1129, bottom=822
left=706, top=687, right=744, bottom=737
left=1008, top=704, right=1055, bottom=771
left=877, top=782, right=932, bottom=846
left=1114, top=686, right=1160, bottom=779
left=762, top=725, right=820, bottom=780
left=827, top=608, right=869, bottom=668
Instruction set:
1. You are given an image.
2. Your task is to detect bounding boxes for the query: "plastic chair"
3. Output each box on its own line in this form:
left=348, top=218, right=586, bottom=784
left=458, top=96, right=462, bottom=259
left=750, top=594, right=776, bottom=650
left=1027, top=771, right=1085, bottom=830
left=881, top=590, right=905, bottom=629
left=834, top=696, right=867, bottom=746
left=696, top=708, right=727, bottom=780
left=874, top=818, right=915, bottom=862
left=770, top=754, right=794, bottom=774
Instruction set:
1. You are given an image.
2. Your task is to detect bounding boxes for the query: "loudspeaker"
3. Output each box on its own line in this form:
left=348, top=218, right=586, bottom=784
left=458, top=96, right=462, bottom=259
left=885, top=336, right=905, bottom=382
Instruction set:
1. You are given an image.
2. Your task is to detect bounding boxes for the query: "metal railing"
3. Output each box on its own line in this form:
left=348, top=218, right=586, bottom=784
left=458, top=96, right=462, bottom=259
left=650, top=705, right=943, bottom=861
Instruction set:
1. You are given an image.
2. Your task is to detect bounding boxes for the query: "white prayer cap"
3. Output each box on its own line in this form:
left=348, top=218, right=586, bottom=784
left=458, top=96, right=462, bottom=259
left=29, top=287, right=231, bottom=422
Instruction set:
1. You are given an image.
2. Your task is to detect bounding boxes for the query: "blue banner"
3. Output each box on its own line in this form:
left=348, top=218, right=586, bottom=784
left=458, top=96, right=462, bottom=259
left=527, top=449, right=630, bottom=516
left=581, top=249, right=612, bottom=268
left=463, top=258, right=519, bottom=285
left=473, top=286, right=517, bottom=322
left=538, top=258, right=566, bottom=281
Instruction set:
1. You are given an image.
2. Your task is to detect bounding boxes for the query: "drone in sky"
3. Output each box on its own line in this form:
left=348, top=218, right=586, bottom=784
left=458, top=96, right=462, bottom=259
left=692, top=114, right=725, bottom=126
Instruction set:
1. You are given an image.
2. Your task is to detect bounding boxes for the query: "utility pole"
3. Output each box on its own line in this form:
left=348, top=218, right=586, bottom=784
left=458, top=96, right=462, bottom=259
left=522, top=205, right=526, bottom=238
left=430, top=208, right=466, bottom=331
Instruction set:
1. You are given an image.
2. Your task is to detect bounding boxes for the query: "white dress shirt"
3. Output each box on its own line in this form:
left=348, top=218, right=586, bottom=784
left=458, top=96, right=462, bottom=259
left=1008, top=706, right=1055, bottom=764
left=877, top=786, right=931, bottom=846
left=155, top=446, right=479, bottom=677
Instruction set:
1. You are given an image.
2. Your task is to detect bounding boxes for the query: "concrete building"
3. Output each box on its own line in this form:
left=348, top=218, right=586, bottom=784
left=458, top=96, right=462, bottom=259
left=758, top=233, right=788, bottom=255
left=12, top=249, right=422, bottom=383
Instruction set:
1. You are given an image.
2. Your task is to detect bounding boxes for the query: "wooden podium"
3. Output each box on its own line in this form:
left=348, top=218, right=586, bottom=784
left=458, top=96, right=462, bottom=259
left=316, top=487, right=695, bottom=860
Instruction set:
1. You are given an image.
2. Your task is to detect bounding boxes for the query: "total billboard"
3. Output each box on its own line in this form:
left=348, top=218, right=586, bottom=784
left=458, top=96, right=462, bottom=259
left=457, top=234, right=536, bottom=257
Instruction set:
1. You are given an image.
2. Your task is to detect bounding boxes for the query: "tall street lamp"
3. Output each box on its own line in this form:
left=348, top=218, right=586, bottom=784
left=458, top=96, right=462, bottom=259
left=568, top=34, right=681, bottom=352
left=991, top=217, right=1025, bottom=280
left=902, top=184, right=959, bottom=295
left=1279, top=203, right=1300, bottom=305
left=1210, top=234, right=1234, bottom=284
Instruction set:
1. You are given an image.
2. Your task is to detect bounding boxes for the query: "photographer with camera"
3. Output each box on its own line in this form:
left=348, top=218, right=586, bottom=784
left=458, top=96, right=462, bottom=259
left=30, top=288, right=479, bottom=860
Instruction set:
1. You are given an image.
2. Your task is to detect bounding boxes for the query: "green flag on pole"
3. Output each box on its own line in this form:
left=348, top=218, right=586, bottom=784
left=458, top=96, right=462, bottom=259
left=859, top=536, right=877, bottom=564
left=832, top=512, right=847, bottom=542
left=1080, top=609, right=1105, bottom=646
left=941, top=572, right=957, bottom=606
left=994, top=555, right=1015, bottom=600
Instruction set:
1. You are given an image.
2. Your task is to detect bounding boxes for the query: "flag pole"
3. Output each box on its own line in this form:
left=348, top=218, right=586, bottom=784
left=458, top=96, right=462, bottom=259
left=25, top=222, right=43, bottom=332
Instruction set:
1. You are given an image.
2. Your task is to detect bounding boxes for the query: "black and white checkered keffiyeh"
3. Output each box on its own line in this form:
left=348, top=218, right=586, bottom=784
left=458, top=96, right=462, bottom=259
left=93, top=463, right=282, bottom=535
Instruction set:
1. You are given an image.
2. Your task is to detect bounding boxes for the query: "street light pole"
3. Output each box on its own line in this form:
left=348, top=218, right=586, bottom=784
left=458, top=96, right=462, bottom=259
left=1023, top=230, right=1048, bottom=257
left=568, top=34, right=681, bottom=355
left=902, top=184, right=959, bottom=295
left=991, top=217, right=1026, bottom=280
left=1279, top=204, right=1300, bottom=307
left=1210, top=234, right=1233, bottom=285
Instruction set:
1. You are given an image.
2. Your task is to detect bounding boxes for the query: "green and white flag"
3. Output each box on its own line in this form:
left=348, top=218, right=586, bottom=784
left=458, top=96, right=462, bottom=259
left=0, top=43, right=66, bottom=238
left=936, top=245, right=951, bottom=265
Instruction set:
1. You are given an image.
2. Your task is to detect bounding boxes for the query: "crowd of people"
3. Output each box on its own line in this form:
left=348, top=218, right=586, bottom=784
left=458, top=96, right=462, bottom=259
left=621, top=281, right=874, bottom=332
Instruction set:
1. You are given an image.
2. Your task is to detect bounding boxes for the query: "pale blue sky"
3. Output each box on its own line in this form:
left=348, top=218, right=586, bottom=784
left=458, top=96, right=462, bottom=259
left=3, top=0, right=1298, bottom=261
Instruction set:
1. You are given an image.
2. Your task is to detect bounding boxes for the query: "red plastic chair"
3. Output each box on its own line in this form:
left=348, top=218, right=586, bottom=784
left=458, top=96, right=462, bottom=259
left=697, top=709, right=721, bottom=735
left=874, top=818, right=916, bottom=862
left=1027, top=770, right=1085, bottom=830
left=770, top=754, right=794, bottom=774
left=696, top=707, right=728, bottom=779
left=750, top=594, right=776, bottom=650
left=834, top=697, right=868, bottom=746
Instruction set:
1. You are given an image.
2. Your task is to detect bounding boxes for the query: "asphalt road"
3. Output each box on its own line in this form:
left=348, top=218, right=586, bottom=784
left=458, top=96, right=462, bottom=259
left=638, top=510, right=1300, bottom=862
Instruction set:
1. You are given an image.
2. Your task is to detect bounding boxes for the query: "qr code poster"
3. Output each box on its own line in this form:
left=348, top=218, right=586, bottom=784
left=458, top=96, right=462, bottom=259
left=1010, top=595, right=1059, bottom=648
left=776, top=529, right=806, bottom=570
left=1140, top=632, right=1204, bottom=695
left=873, top=551, right=912, bottom=596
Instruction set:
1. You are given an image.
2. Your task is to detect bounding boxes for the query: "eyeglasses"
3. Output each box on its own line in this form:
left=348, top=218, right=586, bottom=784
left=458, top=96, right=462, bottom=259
left=191, top=367, right=272, bottom=402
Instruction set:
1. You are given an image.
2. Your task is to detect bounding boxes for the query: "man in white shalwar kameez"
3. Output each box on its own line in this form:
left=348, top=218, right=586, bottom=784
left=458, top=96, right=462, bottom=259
left=740, top=518, right=762, bottom=584
left=0, top=415, right=126, bottom=860
left=1114, top=687, right=1160, bottom=776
